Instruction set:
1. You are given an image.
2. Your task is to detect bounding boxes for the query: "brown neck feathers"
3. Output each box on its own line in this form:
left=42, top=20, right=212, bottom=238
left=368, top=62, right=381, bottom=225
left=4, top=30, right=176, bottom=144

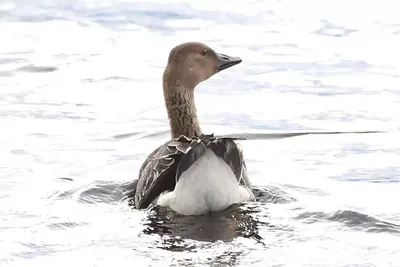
left=163, top=69, right=202, bottom=139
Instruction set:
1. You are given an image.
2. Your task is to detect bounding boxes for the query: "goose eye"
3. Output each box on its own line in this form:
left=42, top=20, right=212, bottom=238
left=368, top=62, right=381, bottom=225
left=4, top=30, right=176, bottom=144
left=201, top=49, right=208, bottom=57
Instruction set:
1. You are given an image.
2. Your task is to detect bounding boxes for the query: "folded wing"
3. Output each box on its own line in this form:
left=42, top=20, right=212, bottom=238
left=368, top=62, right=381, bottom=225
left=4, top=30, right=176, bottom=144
left=134, top=134, right=252, bottom=209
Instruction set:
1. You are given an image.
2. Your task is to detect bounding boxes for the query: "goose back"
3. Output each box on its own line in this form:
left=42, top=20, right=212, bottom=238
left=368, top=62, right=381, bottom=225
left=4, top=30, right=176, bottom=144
left=134, top=134, right=252, bottom=209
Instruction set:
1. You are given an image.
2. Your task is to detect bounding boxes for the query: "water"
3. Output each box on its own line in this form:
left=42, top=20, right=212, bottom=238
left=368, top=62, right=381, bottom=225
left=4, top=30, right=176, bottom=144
left=1, top=0, right=400, bottom=266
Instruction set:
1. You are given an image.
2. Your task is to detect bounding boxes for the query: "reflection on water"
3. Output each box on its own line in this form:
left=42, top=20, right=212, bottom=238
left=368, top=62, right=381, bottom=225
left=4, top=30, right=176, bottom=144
left=142, top=204, right=264, bottom=244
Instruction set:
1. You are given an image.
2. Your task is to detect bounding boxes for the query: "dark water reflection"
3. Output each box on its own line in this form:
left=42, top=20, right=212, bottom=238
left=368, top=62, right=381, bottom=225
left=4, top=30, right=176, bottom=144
left=142, top=204, right=264, bottom=244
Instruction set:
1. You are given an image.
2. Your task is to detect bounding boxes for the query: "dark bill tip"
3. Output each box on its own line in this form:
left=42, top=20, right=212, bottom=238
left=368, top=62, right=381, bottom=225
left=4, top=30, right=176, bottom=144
left=216, top=53, right=242, bottom=72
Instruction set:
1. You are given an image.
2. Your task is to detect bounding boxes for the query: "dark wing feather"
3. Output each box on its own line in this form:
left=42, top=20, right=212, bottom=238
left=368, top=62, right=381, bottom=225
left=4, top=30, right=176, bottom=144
left=134, top=133, right=253, bottom=209
left=175, top=141, right=206, bottom=182
left=236, top=143, right=253, bottom=189
left=202, top=134, right=252, bottom=189
left=134, top=135, right=197, bottom=209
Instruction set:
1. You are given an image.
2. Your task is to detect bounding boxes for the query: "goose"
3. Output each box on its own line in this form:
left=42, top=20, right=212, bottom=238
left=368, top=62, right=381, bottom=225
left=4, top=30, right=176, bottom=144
left=133, top=42, right=256, bottom=216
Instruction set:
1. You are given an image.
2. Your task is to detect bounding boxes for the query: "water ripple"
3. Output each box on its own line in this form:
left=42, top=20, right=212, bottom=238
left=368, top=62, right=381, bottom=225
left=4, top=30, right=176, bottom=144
left=296, top=210, right=400, bottom=234
left=1, top=0, right=400, bottom=266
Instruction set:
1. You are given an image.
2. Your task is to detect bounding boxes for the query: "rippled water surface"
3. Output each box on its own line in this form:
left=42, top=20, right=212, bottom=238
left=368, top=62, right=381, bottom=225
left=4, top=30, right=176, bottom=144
left=1, top=0, right=400, bottom=266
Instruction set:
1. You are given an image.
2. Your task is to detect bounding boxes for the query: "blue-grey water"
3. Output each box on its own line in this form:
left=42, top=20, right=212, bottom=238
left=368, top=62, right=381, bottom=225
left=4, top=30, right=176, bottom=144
left=1, top=0, right=400, bottom=266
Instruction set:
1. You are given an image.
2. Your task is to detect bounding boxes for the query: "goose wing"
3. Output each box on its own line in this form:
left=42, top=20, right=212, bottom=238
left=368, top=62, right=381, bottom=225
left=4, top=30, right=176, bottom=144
left=134, top=135, right=198, bottom=209
left=175, top=134, right=251, bottom=186
left=134, top=134, right=252, bottom=209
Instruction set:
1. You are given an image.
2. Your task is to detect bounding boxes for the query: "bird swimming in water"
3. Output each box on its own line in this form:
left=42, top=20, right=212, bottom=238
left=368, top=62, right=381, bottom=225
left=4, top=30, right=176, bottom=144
left=133, top=42, right=255, bottom=216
